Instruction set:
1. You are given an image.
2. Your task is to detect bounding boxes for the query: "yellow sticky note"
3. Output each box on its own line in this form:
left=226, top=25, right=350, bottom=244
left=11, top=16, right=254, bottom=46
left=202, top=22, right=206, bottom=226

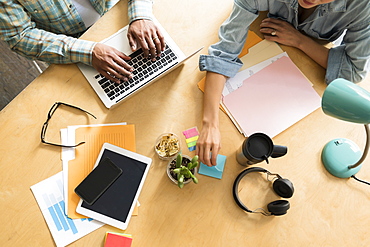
left=185, top=136, right=199, bottom=143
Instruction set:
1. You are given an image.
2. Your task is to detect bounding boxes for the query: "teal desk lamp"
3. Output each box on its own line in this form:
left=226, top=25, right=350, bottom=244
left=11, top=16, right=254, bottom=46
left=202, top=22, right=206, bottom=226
left=321, top=78, right=370, bottom=178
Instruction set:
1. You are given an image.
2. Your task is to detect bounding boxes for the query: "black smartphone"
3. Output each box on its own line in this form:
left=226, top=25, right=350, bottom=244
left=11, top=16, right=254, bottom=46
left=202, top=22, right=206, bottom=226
left=75, top=157, right=123, bottom=205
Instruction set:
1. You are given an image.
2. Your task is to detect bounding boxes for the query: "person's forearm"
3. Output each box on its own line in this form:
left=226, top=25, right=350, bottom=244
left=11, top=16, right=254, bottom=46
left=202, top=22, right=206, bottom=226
left=296, top=34, right=329, bottom=69
left=197, top=71, right=227, bottom=166
left=260, top=18, right=330, bottom=70
left=202, top=72, right=227, bottom=128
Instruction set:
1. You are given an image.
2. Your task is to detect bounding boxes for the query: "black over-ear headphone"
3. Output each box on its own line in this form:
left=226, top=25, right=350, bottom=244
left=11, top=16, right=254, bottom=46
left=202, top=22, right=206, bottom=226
left=233, top=167, right=294, bottom=216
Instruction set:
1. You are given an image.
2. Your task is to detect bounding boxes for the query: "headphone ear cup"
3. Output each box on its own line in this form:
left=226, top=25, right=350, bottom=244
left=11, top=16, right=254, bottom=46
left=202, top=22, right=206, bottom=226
left=267, top=200, right=290, bottom=216
left=273, top=178, right=294, bottom=198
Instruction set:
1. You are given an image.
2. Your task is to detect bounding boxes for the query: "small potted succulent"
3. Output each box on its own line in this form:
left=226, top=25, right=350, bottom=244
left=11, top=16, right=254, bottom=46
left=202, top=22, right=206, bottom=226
left=167, top=153, right=199, bottom=188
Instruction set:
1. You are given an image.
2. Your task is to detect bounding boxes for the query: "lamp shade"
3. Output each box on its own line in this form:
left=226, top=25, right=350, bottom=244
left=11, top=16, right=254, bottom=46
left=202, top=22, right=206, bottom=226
left=322, top=78, right=370, bottom=124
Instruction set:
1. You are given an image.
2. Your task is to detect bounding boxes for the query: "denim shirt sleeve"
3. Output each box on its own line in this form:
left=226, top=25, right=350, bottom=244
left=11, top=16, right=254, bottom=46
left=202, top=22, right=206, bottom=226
left=326, top=18, right=370, bottom=84
left=199, top=0, right=259, bottom=78
left=200, top=0, right=370, bottom=83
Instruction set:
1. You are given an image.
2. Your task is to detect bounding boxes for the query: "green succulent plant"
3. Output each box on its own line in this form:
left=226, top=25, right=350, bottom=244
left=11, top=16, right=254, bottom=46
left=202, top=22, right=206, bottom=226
left=172, top=153, right=199, bottom=188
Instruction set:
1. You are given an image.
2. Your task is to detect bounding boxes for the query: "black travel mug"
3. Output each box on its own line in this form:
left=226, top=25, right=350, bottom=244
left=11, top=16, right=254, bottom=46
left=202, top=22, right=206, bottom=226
left=236, top=133, right=287, bottom=166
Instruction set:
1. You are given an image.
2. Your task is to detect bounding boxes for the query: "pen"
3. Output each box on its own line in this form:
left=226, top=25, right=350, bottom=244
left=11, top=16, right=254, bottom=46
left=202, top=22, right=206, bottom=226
left=220, top=101, right=247, bottom=137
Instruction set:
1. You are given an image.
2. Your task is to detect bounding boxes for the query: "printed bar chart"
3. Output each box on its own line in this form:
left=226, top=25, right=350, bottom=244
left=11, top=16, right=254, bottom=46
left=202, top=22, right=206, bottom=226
left=31, top=172, right=104, bottom=247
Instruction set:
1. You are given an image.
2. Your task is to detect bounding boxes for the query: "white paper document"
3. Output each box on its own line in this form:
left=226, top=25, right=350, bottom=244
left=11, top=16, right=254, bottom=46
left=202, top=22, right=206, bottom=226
left=223, top=52, right=288, bottom=96
left=30, top=172, right=104, bottom=247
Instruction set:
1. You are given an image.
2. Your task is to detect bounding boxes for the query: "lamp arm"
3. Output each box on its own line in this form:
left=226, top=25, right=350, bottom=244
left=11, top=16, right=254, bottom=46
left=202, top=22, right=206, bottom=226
left=349, top=124, right=370, bottom=169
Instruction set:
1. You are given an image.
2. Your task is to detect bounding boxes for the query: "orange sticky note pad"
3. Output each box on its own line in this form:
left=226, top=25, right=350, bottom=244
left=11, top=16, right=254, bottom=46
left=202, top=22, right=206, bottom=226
left=104, top=232, right=133, bottom=247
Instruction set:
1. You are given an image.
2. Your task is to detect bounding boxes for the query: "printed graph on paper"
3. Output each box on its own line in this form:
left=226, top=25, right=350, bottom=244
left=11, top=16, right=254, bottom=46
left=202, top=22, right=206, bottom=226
left=31, top=172, right=104, bottom=247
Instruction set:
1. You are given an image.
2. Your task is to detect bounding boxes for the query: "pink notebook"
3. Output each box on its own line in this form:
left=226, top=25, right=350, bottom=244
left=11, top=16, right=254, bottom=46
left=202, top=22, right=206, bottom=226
left=223, top=56, right=321, bottom=138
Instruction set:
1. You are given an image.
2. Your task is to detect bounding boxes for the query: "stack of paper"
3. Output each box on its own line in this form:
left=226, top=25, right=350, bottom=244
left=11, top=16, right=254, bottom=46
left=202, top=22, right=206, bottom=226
left=31, top=122, right=138, bottom=246
left=61, top=123, right=136, bottom=219
left=222, top=54, right=321, bottom=138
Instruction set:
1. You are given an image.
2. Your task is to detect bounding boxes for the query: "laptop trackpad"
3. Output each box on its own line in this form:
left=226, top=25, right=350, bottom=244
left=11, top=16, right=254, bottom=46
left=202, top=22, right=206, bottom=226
left=102, top=26, right=134, bottom=55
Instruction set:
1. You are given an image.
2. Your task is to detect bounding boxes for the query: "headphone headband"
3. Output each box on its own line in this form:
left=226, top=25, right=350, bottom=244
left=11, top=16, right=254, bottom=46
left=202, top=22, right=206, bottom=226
left=232, top=167, right=294, bottom=216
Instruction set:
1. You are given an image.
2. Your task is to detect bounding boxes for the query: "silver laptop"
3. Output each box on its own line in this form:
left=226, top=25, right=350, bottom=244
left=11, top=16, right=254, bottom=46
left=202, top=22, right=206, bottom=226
left=78, top=18, right=202, bottom=108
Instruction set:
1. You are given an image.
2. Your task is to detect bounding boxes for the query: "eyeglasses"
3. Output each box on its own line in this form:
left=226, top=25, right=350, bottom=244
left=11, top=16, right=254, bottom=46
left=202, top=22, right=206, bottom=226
left=41, top=102, right=97, bottom=147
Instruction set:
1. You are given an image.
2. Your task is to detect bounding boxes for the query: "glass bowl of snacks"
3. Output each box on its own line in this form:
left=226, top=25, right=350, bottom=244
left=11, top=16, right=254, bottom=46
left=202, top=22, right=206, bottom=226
left=155, top=133, right=181, bottom=160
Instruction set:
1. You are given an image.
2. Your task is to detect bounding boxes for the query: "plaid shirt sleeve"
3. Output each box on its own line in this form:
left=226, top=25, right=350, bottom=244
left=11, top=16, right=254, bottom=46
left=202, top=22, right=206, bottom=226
left=0, top=0, right=96, bottom=65
left=0, top=0, right=154, bottom=65
left=128, top=0, right=154, bottom=23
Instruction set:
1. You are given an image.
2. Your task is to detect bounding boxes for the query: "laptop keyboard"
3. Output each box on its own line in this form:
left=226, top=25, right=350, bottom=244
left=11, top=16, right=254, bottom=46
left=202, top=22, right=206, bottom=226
left=94, top=45, right=178, bottom=101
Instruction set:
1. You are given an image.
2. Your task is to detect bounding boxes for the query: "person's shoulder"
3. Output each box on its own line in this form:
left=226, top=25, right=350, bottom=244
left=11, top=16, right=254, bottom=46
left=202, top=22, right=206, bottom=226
left=349, top=0, right=370, bottom=16
left=234, top=0, right=276, bottom=8
left=330, top=0, right=370, bottom=17
left=343, top=0, right=369, bottom=10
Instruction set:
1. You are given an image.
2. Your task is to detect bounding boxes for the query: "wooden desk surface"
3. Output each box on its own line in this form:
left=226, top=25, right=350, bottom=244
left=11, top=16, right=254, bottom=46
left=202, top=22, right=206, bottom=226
left=1, top=0, right=370, bottom=246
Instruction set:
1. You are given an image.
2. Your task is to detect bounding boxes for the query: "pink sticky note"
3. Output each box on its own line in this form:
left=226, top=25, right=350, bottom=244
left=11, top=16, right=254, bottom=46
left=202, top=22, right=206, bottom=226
left=104, top=232, right=132, bottom=247
left=182, top=127, right=199, bottom=139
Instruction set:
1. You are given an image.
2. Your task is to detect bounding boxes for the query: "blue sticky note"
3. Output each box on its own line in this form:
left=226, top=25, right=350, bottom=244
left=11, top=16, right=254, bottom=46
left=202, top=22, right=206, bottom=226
left=198, top=154, right=226, bottom=179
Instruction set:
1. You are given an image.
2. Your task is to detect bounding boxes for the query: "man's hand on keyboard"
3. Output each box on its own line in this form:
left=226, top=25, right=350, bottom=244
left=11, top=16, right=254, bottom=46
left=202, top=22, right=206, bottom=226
left=127, top=19, right=165, bottom=61
left=92, top=43, right=133, bottom=84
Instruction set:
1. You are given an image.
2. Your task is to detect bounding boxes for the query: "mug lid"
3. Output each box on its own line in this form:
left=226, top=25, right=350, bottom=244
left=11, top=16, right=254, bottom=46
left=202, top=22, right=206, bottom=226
left=242, top=133, right=273, bottom=162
